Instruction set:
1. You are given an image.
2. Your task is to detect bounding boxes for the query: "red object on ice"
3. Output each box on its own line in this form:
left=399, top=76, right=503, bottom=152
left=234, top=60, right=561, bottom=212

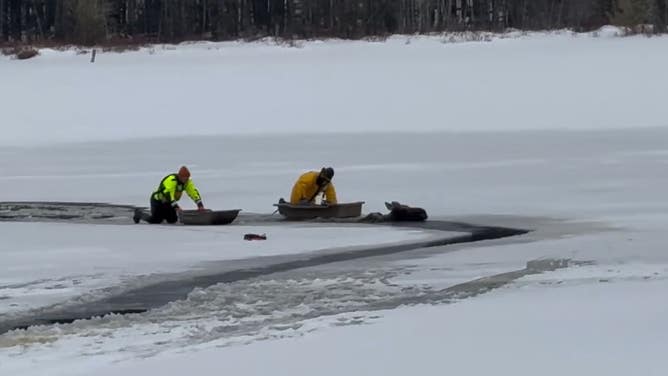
left=244, top=233, right=267, bottom=241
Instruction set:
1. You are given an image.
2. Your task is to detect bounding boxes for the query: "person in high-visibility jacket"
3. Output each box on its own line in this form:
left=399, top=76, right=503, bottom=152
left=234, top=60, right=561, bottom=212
left=290, top=167, right=337, bottom=205
left=134, top=166, right=205, bottom=224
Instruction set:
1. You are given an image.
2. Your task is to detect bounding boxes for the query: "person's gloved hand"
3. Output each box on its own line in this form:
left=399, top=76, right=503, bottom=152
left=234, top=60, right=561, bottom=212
left=197, top=202, right=206, bottom=211
left=174, top=205, right=183, bottom=223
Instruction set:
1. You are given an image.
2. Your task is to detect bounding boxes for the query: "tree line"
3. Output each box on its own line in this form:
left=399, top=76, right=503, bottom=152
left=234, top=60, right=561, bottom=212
left=1, top=0, right=666, bottom=46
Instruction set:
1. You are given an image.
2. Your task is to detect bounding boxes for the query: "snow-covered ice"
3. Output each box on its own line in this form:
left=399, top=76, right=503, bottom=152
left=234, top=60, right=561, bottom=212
left=76, top=278, right=668, bottom=376
left=1, top=30, right=667, bottom=146
left=3, top=213, right=667, bottom=376
left=0, top=222, right=435, bottom=316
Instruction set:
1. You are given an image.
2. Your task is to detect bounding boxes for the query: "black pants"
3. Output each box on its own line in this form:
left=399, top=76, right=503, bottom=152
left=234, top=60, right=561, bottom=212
left=146, top=198, right=178, bottom=224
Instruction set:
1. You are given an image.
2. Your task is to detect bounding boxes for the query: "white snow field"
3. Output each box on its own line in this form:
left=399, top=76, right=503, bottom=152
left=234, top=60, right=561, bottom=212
left=0, top=29, right=667, bottom=146
left=2, top=29, right=668, bottom=375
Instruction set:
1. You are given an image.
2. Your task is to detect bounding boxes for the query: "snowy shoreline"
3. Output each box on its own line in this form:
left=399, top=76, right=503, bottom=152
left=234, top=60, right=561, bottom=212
left=0, top=25, right=635, bottom=55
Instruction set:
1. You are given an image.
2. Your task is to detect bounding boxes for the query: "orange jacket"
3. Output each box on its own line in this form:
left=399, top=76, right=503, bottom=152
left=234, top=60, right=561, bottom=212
left=290, top=171, right=337, bottom=205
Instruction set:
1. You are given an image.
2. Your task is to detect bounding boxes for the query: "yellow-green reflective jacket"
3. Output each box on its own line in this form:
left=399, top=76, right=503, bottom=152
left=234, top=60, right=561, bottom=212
left=152, top=173, right=202, bottom=207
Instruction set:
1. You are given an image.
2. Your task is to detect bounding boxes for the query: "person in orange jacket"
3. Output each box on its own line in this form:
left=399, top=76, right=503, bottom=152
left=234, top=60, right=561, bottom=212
left=290, top=167, right=337, bottom=205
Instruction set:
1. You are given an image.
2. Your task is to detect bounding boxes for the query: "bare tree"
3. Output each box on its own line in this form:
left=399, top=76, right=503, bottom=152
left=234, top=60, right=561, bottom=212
left=1, top=0, right=666, bottom=46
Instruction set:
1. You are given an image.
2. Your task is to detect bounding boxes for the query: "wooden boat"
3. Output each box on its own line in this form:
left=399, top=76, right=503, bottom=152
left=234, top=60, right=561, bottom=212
left=180, top=209, right=241, bottom=225
left=273, top=201, right=364, bottom=220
